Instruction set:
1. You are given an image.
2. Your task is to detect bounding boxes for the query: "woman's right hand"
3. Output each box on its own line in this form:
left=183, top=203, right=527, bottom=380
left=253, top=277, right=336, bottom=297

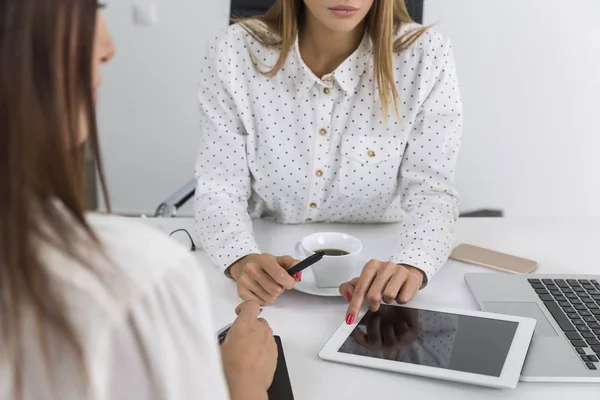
left=221, top=301, right=278, bottom=400
left=229, top=253, right=300, bottom=305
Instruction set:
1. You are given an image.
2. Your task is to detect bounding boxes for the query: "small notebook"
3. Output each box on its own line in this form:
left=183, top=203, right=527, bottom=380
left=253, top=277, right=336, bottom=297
left=268, top=336, right=295, bottom=400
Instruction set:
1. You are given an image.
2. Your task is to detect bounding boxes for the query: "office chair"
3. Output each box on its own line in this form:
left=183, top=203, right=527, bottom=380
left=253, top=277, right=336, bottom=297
left=155, top=0, right=502, bottom=218
left=155, top=179, right=196, bottom=217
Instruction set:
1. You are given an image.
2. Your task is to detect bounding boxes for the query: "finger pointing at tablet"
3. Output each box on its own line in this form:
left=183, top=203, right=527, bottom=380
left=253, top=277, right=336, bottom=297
left=340, top=260, right=425, bottom=324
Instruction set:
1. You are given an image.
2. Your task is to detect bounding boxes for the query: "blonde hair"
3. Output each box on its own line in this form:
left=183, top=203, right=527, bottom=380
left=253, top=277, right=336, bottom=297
left=238, top=0, right=429, bottom=116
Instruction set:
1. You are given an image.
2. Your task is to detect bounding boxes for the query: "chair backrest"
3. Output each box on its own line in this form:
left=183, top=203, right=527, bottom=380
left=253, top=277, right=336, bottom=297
left=230, top=0, right=424, bottom=24
left=230, top=0, right=274, bottom=19
left=404, top=0, right=423, bottom=25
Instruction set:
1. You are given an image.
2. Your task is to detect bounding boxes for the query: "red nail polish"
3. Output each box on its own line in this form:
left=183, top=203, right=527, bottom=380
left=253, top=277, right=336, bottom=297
left=346, top=314, right=355, bottom=325
left=295, top=273, right=301, bottom=282
left=345, top=291, right=352, bottom=302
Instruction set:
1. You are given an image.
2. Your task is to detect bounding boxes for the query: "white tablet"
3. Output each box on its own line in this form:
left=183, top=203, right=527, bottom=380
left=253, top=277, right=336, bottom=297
left=318, top=304, right=536, bottom=389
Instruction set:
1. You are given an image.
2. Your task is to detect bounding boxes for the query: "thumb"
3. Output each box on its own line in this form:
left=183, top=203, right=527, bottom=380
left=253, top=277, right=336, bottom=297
left=235, top=300, right=261, bottom=320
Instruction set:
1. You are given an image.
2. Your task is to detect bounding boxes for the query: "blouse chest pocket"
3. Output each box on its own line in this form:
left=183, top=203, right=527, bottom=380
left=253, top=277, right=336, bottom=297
left=338, top=136, right=404, bottom=199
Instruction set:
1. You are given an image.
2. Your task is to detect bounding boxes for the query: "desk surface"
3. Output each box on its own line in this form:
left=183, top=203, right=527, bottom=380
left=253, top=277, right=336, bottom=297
left=145, top=217, right=600, bottom=399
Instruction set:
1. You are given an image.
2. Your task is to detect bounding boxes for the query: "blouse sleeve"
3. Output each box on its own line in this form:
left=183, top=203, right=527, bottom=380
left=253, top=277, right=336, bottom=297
left=194, top=34, right=261, bottom=272
left=389, top=37, right=463, bottom=283
left=90, top=252, right=230, bottom=400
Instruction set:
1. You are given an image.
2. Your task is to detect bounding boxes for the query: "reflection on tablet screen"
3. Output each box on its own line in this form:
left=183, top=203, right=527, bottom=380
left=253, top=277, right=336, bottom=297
left=338, top=305, right=518, bottom=377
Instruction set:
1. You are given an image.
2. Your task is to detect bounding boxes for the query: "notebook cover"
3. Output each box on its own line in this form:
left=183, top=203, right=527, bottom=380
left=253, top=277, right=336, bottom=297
left=268, top=336, right=295, bottom=400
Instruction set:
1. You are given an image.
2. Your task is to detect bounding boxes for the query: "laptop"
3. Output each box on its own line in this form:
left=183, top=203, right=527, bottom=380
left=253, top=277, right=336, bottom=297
left=465, top=273, right=600, bottom=382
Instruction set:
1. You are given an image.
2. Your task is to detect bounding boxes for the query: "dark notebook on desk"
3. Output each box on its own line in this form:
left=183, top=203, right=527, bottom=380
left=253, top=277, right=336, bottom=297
left=269, top=336, right=295, bottom=400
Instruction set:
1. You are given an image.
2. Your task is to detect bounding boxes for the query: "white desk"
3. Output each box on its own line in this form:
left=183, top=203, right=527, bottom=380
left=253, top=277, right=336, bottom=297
left=145, top=217, right=600, bottom=399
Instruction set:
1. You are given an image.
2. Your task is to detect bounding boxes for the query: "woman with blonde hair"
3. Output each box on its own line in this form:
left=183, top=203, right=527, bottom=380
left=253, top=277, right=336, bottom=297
left=0, top=1, right=276, bottom=399
left=196, top=0, right=463, bottom=323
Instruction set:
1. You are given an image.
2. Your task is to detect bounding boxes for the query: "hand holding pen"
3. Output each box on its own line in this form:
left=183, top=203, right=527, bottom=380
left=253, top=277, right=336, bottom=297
left=218, top=252, right=325, bottom=343
left=228, top=251, right=325, bottom=306
left=228, top=254, right=299, bottom=305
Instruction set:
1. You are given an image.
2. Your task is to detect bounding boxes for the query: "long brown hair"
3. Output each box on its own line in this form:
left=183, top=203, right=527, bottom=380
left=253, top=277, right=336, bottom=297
left=0, top=0, right=108, bottom=397
left=239, top=0, right=428, bottom=116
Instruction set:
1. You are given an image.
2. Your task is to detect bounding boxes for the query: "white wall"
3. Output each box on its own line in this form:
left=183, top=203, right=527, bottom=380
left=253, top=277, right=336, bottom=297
left=424, top=0, right=600, bottom=216
left=97, top=0, right=230, bottom=214
left=98, top=0, right=600, bottom=217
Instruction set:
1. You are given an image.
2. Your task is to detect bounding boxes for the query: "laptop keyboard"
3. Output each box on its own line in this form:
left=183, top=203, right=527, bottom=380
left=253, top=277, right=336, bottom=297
left=528, top=278, right=600, bottom=371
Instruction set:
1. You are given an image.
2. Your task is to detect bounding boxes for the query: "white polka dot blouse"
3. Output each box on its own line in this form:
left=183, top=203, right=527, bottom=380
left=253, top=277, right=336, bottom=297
left=194, top=22, right=463, bottom=282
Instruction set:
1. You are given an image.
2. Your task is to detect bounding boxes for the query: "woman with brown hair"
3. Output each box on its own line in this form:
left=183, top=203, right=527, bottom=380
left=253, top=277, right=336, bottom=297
left=195, top=0, right=463, bottom=323
left=0, top=1, right=276, bottom=399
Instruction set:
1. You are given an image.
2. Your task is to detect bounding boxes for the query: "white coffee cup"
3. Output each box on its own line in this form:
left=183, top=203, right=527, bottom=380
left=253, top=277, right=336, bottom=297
left=296, top=232, right=363, bottom=288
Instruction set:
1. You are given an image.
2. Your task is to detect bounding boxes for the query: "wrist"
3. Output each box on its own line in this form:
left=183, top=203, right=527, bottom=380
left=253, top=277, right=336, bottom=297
left=225, top=263, right=238, bottom=280
left=227, top=254, right=254, bottom=281
left=227, top=261, right=242, bottom=281
left=227, top=375, right=268, bottom=400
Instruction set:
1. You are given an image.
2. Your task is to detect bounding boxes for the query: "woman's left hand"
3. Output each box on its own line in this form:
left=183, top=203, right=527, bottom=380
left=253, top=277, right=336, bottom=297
left=339, top=260, right=425, bottom=325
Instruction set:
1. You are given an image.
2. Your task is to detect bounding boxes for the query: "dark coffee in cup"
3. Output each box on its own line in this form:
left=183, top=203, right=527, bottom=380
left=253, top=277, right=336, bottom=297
left=315, top=249, right=350, bottom=256
left=299, top=232, right=363, bottom=287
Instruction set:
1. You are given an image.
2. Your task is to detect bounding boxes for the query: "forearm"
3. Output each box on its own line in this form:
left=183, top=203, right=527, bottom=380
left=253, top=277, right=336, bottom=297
left=194, top=193, right=260, bottom=271
left=228, top=382, right=268, bottom=400
left=390, top=196, right=459, bottom=283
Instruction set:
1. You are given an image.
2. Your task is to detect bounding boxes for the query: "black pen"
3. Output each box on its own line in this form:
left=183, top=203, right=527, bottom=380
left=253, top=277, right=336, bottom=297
left=287, top=251, right=325, bottom=276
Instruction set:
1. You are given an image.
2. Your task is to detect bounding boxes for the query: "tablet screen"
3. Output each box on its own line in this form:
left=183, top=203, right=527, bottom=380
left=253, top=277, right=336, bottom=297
left=338, top=305, right=519, bottom=377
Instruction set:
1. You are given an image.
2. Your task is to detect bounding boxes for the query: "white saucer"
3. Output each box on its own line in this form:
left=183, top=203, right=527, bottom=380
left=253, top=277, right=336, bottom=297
left=293, top=268, right=343, bottom=297
left=293, top=258, right=366, bottom=297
